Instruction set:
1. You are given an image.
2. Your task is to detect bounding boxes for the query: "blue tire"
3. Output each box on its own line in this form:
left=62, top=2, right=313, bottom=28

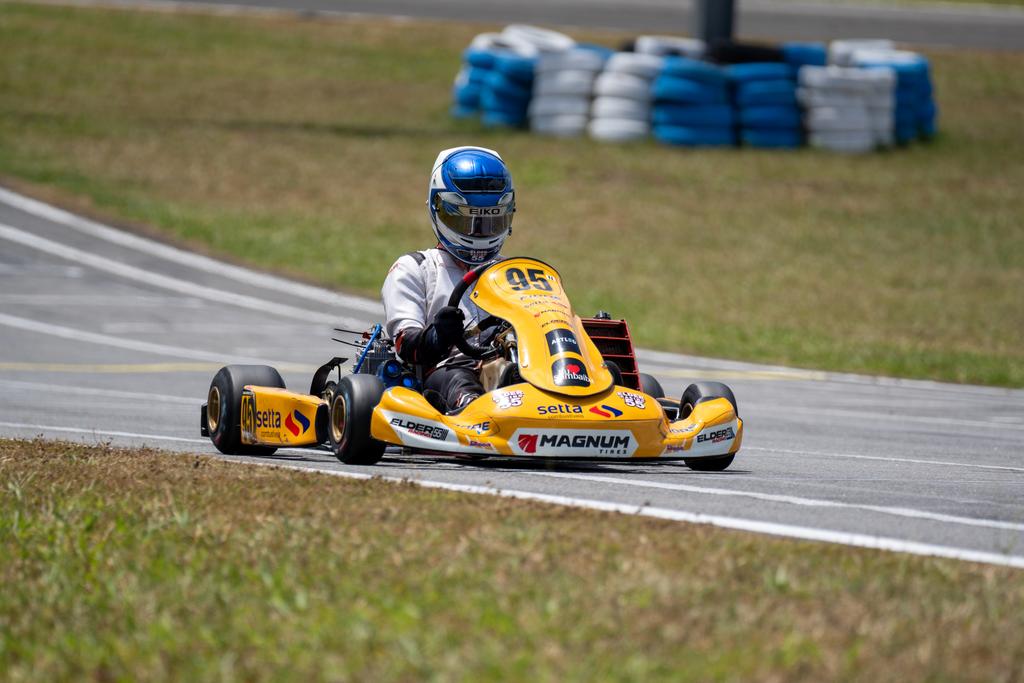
left=652, top=75, right=728, bottom=104
left=483, top=70, right=532, bottom=101
left=661, top=57, right=726, bottom=85
left=741, top=128, right=803, bottom=148
left=739, top=105, right=802, bottom=129
left=463, top=48, right=497, bottom=70
left=652, top=104, right=735, bottom=127
left=735, top=79, right=797, bottom=107
left=726, top=62, right=794, bottom=83
left=482, top=109, right=528, bottom=128
left=654, top=125, right=737, bottom=147
left=782, top=42, right=827, bottom=68
left=453, top=82, right=483, bottom=109
left=492, top=53, right=537, bottom=85
left=450, top=104, right=479, bottom=119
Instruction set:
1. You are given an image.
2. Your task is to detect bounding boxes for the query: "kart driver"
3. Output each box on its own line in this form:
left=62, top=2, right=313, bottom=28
left=381, top=146, right=515, bottom=415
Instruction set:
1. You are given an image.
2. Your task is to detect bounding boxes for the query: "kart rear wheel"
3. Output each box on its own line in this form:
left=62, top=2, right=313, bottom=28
left=680, top=381, right=738, bottom=472
left=330, top=375, right=386, bottom=465
left=639, top=373, right=665, bottom=399
left=207, top=365, right=283, bottom=456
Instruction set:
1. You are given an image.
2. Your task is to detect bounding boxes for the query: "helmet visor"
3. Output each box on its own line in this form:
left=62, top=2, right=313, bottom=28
left=433, top=193, right=513, bottom=238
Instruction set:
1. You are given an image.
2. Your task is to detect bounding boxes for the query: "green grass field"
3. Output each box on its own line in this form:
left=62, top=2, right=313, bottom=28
left=1, top=439, right=1022, bottom=681
left=0, top=3, right=1022, bottom=386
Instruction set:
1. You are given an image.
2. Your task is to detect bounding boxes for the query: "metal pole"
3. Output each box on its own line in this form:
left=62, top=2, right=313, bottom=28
left=694, top=0, right=735, bottom=45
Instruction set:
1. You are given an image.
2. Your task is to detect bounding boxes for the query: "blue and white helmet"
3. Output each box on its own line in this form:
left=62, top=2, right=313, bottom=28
left=428, top=146, right=515, bottom=265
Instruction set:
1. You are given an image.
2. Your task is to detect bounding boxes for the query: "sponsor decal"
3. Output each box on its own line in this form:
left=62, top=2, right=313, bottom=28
left=532, top=308, right=567, bottom=318
left=284, top=409, right=310, bottom=437
left=669, top=424, right=700, bottom=435
left=454, top=421, right=491, bottom=435
left=537, top=403, right=583, bottom=416
left=545, top=328, right=581, bottom=356
left=255, top=409, right=282, bottom=430
left=617, top=391, right=647, bottom=410
left=696, top=426, right=735, bottom=444
left=541, top=318, right=572, bottom=328
left=664, top=444, right=689, bottom=453
left=493, top=391, right=525, bottom=410
left=551, top=358, right=590, bottom=387
left=589, top=404, right=623, bottom=418
left=524, top=298, right=568, bottom=310
left=511, top=429, right=637, bottom=456
left=240, top=392, right=256, bottom=443
left=467, top=439, right=493, bottom=450
left=390, top=417, right=449, bottom=441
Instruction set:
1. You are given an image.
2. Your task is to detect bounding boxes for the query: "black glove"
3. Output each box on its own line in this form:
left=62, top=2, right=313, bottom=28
left=432, top=306, right=466, bottom=347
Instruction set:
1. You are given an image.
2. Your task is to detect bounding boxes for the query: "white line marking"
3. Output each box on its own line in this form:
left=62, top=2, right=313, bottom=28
left=0, top=294, right=205, bottom=307
left=0, top=222, right=369, bottom=328
left=746, top=446, right=1024, bottom=474
left=517, top=471, right=1024, bottom=533
left=6, top=421, right=1024, bottom=569
left=0, top=421, right=208, bottom=444
left=0, top=379, right=200, bottom=405
left=751, top=404, right=1024, bottom=432
left=0, top=311, right=295, bottom=366
left=0, top=186, right=382, bottom=314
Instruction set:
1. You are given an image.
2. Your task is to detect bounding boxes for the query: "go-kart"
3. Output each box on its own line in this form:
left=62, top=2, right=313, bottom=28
left=200, top=257, right=743, bottom=470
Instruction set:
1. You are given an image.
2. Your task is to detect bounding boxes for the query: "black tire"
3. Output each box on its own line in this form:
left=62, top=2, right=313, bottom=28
left=678, top=381, right=739, bottom=420
left=679, top=381, right=739, bottom=472
left=330, top=374, right=386, bottom=465
left=206, top=365, right=284, bottom=456
left=685, top=454, right=735, bottom=472
left=605, top=360, right=625, bottom=387
left=639, top=373, right=665, bottom=399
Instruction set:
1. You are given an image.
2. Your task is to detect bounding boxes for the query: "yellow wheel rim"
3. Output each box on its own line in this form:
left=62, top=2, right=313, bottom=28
left=207, top=385, right=221, bottom=433
left=331, top=392, right=346, bottom=444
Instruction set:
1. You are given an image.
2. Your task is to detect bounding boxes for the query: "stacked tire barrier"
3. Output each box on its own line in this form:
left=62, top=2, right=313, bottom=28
left=728, top=63, right=802, bottom=149
left=452, top=25, right=573, bottom=127
left=589, top=52, right=663, bottom=142
left=651, top=58, right=734, bottom=147
left=451, top=29, right=938, bottom=152
left=529, top=46, right=611, bottom=137
left=851, top=50, right=936, bottom=143
left=799, top=66, right=895, bottom=153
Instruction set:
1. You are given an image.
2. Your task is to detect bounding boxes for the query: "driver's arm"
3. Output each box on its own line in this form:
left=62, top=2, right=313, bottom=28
left=382, top=256, right=464, bottom=369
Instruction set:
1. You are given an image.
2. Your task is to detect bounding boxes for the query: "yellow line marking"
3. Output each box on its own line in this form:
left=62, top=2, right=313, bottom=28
left=0, top=362, right=316, bottom=373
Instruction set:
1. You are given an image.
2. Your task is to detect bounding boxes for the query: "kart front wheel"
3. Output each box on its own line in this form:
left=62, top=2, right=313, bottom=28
left=206, top=365, right=283, bottom=456
left=330, top=375, right=386, bottom=465
left=680, top=381, right=738, bottom=472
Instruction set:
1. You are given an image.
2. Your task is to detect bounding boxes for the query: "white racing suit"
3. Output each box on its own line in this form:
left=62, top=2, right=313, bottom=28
left=381, top=247, right=497, bottom=411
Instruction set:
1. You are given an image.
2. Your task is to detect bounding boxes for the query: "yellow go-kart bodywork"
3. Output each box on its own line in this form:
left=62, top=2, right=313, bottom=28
left=205, top=257, right=742, bottom=463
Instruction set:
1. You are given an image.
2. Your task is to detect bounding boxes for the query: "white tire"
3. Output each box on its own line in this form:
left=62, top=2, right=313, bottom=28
left=829, top=39, right=894, bottom=66
left=799, top=65, right=895, bottom=92
left=588, top=117, right=651, bottom=142
left=634, top=35, right=705, bottom=58
left=468, top=31, right=539, bottom=58
left=502, top=24, right=575, bottom=53
left=604, top=52, right=665, bottom=79
left=536, top=49, right=607, bottom=74
left=529, top=96, right=592, bottom=118
left=531, top=114, right=589, bottom=137
left=591, top=96, right=651, bottom=121
left=809, top=130, right=876, bottom=153
left=805, top=105, right=871, bottom=131
left=534, top=70, right=597, bottom=97
left=593, top=71, right=652, bottom=101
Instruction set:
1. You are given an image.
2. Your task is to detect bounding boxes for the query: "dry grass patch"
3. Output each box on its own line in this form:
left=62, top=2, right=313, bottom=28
left=0, top=4, right=1022, bottom=385
left=1, top=438, right=1023, bottom=681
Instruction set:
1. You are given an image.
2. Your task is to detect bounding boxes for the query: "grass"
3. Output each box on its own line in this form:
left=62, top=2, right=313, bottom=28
left=1, top=438, right=1022, bottom=681
left=0, top=3, right=1022, bottom=386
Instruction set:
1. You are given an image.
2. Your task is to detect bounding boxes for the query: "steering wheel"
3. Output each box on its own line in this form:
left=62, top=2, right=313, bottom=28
left=446, top=261, right=499, bottom=359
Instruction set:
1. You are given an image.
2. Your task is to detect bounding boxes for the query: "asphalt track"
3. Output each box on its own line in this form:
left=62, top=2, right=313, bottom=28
left=78, top=0, right=1024, bottom=50
left=1, top=186, right=1023, bottom=568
